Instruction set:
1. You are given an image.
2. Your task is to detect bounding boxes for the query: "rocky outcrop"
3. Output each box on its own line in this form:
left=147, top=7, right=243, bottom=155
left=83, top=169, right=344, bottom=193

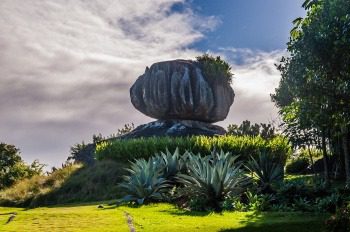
left=130, top=59, right=235, bottom=123
left=119, top=120, right=226, bottom=139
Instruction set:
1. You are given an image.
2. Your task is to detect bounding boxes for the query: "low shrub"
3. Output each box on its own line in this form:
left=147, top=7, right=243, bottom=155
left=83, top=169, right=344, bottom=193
left=316, top=193, right=341, bottom=213
left=95, top=135, right=291, bottom=167
left=325, top=202, right=350, bottom=232
left=286, top=158, right=310, bottom=174
left=196, top=53, right=233, bottom=85
left=275, top=180, right=310, bottom=205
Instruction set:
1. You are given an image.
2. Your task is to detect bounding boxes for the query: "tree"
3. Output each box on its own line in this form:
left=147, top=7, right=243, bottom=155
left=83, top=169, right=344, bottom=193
left=272, top=0, right=350, bottom=184
left=227, top=120, right=276, bottom=140
left=0, top=142, right=43, bottom=189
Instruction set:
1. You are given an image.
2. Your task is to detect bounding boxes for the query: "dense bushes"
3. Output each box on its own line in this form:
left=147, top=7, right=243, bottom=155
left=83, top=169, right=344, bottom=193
left=286, top=158, right=310, bottom=174
left=326, top=202, right=350, bottom=232
left=117, top=148, right=349, bottom=213
left=95, top=135, right=291, bottom=166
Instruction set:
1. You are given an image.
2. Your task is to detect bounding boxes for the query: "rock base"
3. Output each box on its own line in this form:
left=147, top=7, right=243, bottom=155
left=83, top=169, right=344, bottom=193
left=120, top=120, right=226, bottom=139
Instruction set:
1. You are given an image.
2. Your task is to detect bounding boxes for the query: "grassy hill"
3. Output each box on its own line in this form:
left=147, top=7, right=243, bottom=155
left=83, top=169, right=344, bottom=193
left=0, top=161, right=127, bottom=207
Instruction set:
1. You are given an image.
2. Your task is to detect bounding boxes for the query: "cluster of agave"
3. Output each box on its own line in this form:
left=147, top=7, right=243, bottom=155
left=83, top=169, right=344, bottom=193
left=118, top=148, right=284, bottom=210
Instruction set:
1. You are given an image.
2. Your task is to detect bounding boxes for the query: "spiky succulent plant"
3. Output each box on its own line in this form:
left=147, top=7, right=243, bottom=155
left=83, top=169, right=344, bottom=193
left=154, top=148, right=184, bottom=181
left=118, top=157, right=170, bottom=204
left=177, top=150, right=250, bottom=211
left=246, top=152, right=284, bottom=192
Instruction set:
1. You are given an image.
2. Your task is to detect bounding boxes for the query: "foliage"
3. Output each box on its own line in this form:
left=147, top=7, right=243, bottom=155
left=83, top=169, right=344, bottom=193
left=227, top=120, right=277, bottom=140
left=286, top=158, right=310, bottom=174
left=246, top=152, right=284, bottom=191
left=0, top=164, right=80, bottom=207
left=275, top=180, right=310, bottom=205
left=0, top=143, right=44, bottom=190
left=315, top=193, right=340, bottom=213
left=196, top=53, right=233, bottom=84
left=245, top=191, right=274, bottom=212
left=292, top=197, right=312, bottom=212
left=325, top=202, right=350, bottom=232
left=176, top=151, right=250, bottom=211
left=117, top=123, right=135, bottom=136
left=299, top=147, right=323, bottom=159
left=0, top=161, right=127, bottom=207
left=118, top=158, right=171, bottom=204
left=67, top=141, right=95, bottom=165
left=272, top=0, right=350, bottom=182
left=154, top=148, right=184, bottom=182
left=95, top=135, right=291, bottom=167
left=66, top=123, right=135, bottom=165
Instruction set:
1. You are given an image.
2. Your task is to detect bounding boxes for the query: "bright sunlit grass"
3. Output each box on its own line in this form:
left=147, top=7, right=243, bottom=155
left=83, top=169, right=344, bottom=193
left=0, top=203, right=327, bottom=232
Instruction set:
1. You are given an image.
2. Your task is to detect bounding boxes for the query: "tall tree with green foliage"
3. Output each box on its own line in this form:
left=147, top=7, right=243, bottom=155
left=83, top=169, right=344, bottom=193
left=272, top=0, right=350, bottom=184
left=0, top=142, right=44, bottom=189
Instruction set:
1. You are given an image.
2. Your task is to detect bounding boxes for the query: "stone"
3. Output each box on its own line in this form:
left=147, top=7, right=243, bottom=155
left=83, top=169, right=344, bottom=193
left=119, top=120, right=226, bottom=139
left=130, top=59, right=235, bottom=123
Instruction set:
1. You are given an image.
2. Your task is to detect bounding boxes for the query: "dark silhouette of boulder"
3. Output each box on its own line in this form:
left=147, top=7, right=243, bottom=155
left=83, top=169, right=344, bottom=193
left=119, top=120, right=226, bottom=139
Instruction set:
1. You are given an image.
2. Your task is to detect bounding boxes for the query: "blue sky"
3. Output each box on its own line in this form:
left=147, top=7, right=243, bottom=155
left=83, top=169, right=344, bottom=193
left=0, top=0, right=306, bottom=167
left=192, top=0, right=305, bottom=52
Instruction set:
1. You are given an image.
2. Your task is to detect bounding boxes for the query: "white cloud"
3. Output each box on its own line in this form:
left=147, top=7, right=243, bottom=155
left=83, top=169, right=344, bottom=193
left=0, top=0, right=283, bottom=167
left=217, top=48, right=286, bottom=127
left=0, top=0, right=217, bottom=166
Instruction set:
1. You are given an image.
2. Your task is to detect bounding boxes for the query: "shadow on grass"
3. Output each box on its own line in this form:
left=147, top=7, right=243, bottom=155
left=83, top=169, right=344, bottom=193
left=158, top=209, right=212, bottom=217
left=219, top=212, right=328, bottom=232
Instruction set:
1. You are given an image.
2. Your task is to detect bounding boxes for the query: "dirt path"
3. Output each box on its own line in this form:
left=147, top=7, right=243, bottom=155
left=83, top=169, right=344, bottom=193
left=124, top=211, right=136, bottom=232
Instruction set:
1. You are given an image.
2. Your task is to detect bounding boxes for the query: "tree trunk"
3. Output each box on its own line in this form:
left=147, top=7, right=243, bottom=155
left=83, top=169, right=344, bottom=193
left=321, top=130, right=329, bottom=184
left=341, top=125, right=350, bottom=187
left=307, top=145, right=316, bottom=177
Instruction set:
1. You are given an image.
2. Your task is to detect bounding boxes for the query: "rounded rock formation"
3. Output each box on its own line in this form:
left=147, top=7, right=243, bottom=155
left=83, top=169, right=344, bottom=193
left=119, top=120, right=226, bottom=139
left=130, top=59, right=235, bottom=123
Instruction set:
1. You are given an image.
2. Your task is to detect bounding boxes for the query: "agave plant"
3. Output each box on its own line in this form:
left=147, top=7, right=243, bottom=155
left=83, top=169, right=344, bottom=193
left=246, top=152, right=283, bottom=192
left=177, top=150, right=250, bottom=211
left=154, top=148, right=184, bottom=181
left=118, top=157, right=170, bottom=204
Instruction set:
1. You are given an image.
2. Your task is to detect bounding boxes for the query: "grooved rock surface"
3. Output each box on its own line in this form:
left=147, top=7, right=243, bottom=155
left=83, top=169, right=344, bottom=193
left=119, top=120, right=226, bottom=139
left=130, top=60, right=235, bottom=123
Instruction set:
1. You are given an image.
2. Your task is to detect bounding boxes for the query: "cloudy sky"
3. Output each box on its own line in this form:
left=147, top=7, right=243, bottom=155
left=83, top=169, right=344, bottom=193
left=0, top=0, right=305, bottom=167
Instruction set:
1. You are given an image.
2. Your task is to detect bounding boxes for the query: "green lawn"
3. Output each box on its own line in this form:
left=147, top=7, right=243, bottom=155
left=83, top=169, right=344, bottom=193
left=0, top=203, right=328, bottom=232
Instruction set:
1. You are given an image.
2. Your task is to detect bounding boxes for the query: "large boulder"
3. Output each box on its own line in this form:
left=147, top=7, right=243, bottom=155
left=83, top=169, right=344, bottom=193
left=130, top=59, right=235, bottom=123
left=119, top=120, right=226, bottom=139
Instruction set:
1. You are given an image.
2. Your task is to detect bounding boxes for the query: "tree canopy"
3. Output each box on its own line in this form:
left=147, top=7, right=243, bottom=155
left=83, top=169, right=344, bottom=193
left=272, top=0, right=350, bottom=183
left=0, top=142, right=44, bottom=189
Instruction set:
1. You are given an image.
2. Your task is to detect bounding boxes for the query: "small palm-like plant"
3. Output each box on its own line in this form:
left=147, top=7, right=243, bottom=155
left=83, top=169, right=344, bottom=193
left=177, top=151, right=249, bottom=211
left=246, top=152, right=283, bottom=192
left=118, top=157, right=170, bottom=204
